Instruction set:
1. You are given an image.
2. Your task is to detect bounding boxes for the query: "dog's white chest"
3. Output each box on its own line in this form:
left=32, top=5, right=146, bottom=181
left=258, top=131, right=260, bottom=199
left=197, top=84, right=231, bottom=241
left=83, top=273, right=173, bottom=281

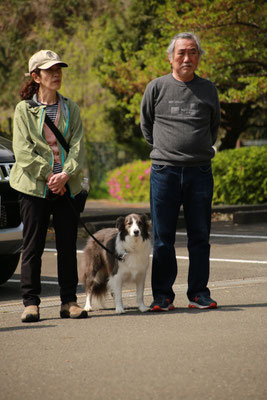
left=113, top=237, right=151, bottom=282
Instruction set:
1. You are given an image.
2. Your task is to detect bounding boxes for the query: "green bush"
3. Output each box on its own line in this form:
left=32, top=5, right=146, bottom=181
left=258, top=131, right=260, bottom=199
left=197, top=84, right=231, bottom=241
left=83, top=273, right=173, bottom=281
left=212, top=146, right=267, bottom=205
left=107, top=146, right=267, bottom=205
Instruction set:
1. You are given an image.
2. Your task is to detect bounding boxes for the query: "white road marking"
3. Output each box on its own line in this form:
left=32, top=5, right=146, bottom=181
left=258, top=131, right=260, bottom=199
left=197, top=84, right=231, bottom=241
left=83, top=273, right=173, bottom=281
left=44, top=248, right=83, bottom=254
left=43, top=248, right=267, bottom=265
left=174, top=256, right=267, bottom=265
left=176, top=232, right=267, bottom=240
left=8, top=279, right=60, bottom=285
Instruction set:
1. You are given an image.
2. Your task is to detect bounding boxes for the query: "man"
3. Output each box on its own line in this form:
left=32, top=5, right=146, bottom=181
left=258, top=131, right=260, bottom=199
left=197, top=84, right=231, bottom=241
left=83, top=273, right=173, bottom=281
left=141, top=32, right=220, bottom=311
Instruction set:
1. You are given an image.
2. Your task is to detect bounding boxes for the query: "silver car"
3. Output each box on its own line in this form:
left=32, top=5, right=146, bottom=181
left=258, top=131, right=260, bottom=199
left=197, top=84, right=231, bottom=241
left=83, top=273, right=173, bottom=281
left=0, top=135, right=23, bottom=284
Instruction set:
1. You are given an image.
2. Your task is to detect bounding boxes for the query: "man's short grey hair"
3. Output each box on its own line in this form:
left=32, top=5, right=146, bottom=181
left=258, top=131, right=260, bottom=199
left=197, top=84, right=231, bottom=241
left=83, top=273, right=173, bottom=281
left=167, top=32, right=205, bottom=61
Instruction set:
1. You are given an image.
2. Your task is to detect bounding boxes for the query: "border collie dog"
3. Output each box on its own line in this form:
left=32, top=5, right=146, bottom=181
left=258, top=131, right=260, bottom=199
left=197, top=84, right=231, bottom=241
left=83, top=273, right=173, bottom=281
left=80, top=214, right=151, bottom=314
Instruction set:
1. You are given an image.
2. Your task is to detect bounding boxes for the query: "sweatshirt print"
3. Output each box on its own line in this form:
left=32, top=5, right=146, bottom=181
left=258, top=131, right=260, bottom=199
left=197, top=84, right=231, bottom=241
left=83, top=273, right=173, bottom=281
left=140, top=73, right=220, bottom=166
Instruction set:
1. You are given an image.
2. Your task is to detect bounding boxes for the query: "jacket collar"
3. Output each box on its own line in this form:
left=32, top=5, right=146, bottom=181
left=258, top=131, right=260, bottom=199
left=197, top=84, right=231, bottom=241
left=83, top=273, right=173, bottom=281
left=29, top=92, right=68, bottom=119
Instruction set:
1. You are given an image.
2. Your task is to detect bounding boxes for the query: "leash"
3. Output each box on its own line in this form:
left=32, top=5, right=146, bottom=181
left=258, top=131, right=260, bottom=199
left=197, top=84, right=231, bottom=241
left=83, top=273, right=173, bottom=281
left=65, top=194, right=127, bottom=262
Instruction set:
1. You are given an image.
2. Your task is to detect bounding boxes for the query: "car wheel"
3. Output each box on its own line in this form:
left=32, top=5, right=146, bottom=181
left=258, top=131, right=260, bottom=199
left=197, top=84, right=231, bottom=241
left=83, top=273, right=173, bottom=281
left=0, top=253, right=21, bottom=284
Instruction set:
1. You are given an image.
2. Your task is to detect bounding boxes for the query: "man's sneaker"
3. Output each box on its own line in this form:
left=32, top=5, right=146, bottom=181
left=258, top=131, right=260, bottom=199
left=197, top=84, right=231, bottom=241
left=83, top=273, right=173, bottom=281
left=21, top=305, right=39, bottom=323
left=188, top=295, right=217, bottom=309
left=60, top=302, right=88, bottom=319
left=150, top=297, right=175, bottom=312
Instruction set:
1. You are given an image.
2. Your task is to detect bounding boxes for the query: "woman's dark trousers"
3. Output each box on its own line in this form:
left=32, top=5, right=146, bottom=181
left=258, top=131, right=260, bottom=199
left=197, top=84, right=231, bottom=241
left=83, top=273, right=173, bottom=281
left=19, top=193, right=79, bottom=307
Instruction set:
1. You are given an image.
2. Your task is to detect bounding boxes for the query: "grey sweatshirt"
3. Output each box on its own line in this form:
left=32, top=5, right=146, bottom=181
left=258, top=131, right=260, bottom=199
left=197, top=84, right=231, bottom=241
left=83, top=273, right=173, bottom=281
left=140, top=73, right=220, bottom=166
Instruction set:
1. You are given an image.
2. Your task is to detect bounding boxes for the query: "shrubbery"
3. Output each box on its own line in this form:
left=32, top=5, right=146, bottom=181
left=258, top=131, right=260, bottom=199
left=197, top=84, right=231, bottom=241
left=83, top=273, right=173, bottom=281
left=212, top=146, right=267, bottom=205
left=107, top=146, right=267, bottom=205
left=107, top=160, right=151, bottom=202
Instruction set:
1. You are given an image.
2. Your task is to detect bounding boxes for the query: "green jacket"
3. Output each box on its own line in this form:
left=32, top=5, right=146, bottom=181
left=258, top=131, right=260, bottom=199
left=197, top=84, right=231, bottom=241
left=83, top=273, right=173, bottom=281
left=10, top=93, right=85, bottom=198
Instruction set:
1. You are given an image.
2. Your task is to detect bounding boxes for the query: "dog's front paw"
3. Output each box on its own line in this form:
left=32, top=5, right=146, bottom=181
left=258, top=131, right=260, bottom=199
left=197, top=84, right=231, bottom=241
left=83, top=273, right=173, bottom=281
left=115, top=306, right=126, bottom=314
left=84, top=305, right=92, bottom=312
left=139, top=304, right=150, bottom=313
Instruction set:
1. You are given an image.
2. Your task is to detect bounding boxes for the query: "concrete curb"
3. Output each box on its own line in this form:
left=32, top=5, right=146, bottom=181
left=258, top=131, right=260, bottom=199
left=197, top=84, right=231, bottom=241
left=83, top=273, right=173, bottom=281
left=79, top=202, right=267, bottom=231
left=233, top=210, right=267, bottom=224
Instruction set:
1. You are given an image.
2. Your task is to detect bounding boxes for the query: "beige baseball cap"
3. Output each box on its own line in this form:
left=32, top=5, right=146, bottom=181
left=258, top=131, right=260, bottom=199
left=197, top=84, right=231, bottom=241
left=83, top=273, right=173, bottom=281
left=26, top=50, right=68, bottom=76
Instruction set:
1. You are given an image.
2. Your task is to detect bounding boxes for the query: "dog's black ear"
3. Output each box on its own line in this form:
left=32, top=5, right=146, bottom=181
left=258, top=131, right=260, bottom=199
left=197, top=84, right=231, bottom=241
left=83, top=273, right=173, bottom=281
left=141, top=214, right=150, bottom=238
left=115, top=216, right=125, bottom=231
left=141, top=213, right=149, bottom=226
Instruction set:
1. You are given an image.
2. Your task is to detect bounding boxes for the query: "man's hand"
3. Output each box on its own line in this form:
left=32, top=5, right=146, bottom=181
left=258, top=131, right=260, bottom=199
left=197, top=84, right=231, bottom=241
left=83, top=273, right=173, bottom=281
left=47, top=172, right=69, bottom=195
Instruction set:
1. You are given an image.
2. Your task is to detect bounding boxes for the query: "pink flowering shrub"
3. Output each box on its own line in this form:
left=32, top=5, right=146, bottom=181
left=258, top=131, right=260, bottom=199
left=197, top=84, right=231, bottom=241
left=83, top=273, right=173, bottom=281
left=107, top=160, right=151, bottom=202
left=106, top=146, right=267, bottom=204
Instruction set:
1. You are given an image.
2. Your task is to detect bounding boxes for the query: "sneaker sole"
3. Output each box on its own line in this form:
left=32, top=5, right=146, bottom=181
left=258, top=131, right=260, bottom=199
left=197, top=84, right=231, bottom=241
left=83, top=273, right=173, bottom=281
left=21, top=314, right=40, bottom=323
left=70, top=310, right=88, bottom=319
left=60, top=310, right=88, bottom=319
left=188, top=302, right=217, bottom=309
left=150, top=304, right=175, bottom=312
left=60, top=311, right=70, bottom=319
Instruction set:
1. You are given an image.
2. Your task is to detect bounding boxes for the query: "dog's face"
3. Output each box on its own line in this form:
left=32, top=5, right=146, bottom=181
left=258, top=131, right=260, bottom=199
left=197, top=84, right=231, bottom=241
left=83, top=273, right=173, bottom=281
left=116, top=214, right=150, bottom=241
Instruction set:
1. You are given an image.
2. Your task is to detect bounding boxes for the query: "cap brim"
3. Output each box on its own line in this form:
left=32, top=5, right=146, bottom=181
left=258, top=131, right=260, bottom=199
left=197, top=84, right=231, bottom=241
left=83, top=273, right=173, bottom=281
left=38, top=60, right=68, bottom=70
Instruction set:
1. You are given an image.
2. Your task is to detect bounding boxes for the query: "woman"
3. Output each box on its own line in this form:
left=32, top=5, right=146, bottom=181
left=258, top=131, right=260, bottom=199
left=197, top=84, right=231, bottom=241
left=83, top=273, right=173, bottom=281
left=10, top=49, right=88, bottom=322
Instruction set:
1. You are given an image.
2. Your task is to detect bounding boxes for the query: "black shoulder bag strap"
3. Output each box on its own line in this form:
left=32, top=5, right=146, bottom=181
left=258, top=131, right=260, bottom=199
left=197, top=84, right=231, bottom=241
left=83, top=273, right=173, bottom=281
left=27, top=99, right=125, bottom=261
left=44, top=114, right=70, bottom=153
left=27, top=99, right=70, bottom=152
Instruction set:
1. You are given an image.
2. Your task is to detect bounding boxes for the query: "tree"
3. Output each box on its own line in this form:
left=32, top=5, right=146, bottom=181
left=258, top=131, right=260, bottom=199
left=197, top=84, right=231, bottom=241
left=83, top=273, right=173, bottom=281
left=182, top=0, right=267, bottom=150
left=94, top=0, right=267, bottom=150
left=0, top=0, right=113, bottom=135
left=1, top=0, right=266, bottom=152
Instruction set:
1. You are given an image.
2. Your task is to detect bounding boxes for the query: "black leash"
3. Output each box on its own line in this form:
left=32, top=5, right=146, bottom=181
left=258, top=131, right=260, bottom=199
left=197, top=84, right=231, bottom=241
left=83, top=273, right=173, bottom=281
left=66, top=194, right=126, bottom=262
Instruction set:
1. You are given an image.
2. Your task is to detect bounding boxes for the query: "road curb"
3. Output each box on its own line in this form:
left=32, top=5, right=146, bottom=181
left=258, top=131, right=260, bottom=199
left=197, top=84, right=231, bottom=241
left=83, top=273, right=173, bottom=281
left=233, top=210, right=267, bottom=224
left=80, top=203, right=267, bottom=229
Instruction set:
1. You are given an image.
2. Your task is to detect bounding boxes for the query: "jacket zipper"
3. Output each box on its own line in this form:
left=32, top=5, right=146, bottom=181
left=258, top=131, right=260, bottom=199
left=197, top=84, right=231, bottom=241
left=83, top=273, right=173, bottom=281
left=40, top=107, right=54, bottom=198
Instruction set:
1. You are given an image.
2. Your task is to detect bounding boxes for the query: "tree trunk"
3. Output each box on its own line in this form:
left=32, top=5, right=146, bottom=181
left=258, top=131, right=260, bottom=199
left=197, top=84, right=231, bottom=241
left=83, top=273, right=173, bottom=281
left=219, top=103, right=253, bottom=151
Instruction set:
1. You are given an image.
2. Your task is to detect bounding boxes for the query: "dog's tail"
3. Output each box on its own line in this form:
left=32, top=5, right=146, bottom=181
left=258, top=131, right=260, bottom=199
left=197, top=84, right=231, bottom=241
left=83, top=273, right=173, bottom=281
left=81, top=231, right=117, bottom=301
left=82, top=261, right=110, bottom=300
left=91, top=275, right=109, bottom=298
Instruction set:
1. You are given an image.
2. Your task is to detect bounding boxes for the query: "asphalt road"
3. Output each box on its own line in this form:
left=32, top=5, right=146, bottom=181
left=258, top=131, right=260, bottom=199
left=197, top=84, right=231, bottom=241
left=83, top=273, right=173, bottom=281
left=0, top=220, right=267, bottom=400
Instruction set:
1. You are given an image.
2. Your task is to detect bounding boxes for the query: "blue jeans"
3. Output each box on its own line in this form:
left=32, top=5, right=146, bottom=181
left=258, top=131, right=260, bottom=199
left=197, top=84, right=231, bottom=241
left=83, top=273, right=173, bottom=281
left=150, top=164, right=214, bottom=302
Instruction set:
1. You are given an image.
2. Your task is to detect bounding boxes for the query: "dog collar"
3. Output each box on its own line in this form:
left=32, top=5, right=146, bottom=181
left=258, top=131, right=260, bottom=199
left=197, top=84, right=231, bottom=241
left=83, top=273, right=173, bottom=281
left=117, top=251, right=128, bottom=262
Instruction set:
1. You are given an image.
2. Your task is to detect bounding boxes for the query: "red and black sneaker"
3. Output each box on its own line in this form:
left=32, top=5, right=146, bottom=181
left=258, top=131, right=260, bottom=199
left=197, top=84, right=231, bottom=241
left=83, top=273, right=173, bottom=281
left=150, top=297, right=175, bottom=312
left=188, top=295, right=217, bottom=309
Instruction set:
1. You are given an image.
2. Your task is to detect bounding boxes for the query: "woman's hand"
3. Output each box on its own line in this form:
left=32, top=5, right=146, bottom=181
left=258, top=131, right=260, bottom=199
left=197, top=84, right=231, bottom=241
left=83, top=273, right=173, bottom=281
left=47, top=172, right=69, bottom=195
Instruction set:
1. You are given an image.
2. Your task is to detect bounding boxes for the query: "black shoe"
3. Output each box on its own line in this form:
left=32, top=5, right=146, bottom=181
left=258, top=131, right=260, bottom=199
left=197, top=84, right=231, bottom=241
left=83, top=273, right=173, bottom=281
left=188, top=295, right=217, bottom=309
left=150, top=297, right=175, bottom=312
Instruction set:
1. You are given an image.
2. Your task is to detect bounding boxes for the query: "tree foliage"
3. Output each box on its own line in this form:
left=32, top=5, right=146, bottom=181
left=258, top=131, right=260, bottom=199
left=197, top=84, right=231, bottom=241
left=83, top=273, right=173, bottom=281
left=0, top=0, right=266, bottom=153
left=94, top=0, right=267, bottom=149
left=0, top=0, right=116, bottom=142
